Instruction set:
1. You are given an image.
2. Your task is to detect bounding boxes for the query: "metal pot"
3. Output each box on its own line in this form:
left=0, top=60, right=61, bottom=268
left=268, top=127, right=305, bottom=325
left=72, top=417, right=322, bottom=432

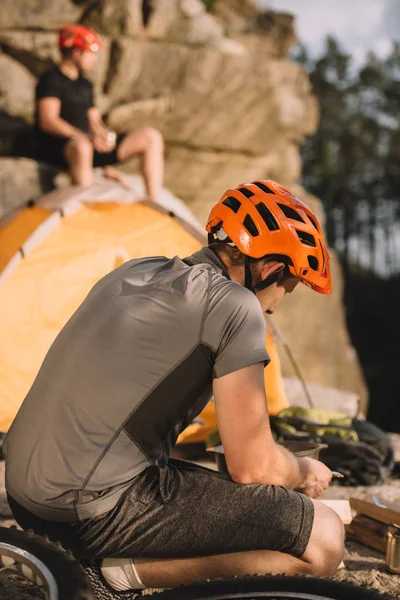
left=209, top=440, right=328, bottom=474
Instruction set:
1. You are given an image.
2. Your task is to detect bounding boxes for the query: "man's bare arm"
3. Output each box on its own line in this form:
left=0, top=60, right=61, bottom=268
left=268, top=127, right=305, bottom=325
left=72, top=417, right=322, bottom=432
left=38, top=97, right=86, bottom=139
left=88, top=107, right=116, bottom=152
left=88, top=107, right=107, bottom=136
left=213, top=363, right=332, bottom=496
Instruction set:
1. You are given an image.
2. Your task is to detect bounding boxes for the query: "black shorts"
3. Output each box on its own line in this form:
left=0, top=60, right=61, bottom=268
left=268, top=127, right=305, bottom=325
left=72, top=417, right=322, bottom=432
left=35, top=132, right=126, bottom=169
left=7, top=459, right=314, bottom=561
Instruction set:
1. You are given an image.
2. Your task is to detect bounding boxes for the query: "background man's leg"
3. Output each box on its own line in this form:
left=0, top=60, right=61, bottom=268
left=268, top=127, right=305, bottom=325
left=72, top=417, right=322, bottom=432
left=117, top=127, right=164, bottom=203
left=64, top=137, right=94, bottom=186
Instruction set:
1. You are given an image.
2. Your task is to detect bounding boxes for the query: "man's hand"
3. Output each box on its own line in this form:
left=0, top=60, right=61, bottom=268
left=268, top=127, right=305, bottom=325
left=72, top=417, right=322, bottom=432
left=296, top=457, right=332, bottom=498
left=92, top=133, right=115, bottom=153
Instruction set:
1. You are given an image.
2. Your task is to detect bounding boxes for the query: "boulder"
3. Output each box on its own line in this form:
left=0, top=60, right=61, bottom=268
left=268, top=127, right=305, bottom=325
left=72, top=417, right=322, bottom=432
left=80, top=0, right=144, bottom=37
left=0, top=0, right=85, bottom=29
left=214, top=3, right=297, bottom=59
left=0, top=157, right=58, bottom=219
left=0, top=53, right=36, bottom=121
left=0, top=31, right=59, bottom=78
left=105, top=39, right=317, bottom=155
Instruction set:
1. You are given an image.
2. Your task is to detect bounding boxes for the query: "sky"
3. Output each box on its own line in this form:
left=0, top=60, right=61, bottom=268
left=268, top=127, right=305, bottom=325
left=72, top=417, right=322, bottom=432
left=257, top=0, right=400, bottom=65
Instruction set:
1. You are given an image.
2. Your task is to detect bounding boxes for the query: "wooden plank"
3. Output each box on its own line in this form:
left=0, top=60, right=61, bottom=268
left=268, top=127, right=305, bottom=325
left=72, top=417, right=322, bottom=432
left=346, top=514, right=388, bottom=554
left=350, top=496, right=400, bottom=525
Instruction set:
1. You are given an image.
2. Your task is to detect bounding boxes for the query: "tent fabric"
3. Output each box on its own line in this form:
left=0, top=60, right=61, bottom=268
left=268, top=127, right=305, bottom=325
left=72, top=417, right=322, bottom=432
left=264, top=329, right=290, bottom=415
left=0, top=185, right=289, bottom=434
left=0, top=206, right=50, bottom=272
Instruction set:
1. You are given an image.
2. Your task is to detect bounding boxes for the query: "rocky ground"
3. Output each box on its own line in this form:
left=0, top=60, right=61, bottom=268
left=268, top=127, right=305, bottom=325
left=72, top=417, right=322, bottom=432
left=1, top=438, right=400, bottom=599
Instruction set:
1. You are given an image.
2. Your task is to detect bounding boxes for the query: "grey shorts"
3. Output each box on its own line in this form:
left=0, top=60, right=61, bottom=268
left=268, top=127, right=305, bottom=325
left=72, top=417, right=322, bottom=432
left=8, top=459, right=314, bottom=561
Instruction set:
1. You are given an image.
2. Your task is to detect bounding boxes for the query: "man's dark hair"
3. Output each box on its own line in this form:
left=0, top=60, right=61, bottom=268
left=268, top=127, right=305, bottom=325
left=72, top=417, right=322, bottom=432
left=209, top=241, right=246, bottom=267
left=209, top=241, right=293, bottom=285
left=60, top=47, right=76, bottom=58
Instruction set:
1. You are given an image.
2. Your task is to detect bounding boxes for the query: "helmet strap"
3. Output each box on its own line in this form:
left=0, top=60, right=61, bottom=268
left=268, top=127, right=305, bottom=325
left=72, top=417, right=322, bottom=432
left=253, top=266, right=288, bottom=293
left=244, top=256, right=255, bottom=293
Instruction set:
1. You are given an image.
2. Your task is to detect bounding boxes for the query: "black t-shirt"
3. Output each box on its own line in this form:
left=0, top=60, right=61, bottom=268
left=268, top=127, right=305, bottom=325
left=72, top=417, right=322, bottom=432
left=35, top=67, right=94, bottom=134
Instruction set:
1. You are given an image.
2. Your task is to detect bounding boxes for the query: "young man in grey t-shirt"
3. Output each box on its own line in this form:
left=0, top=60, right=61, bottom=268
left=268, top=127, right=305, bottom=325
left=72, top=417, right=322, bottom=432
left=5, top=180, right=344, bottom=596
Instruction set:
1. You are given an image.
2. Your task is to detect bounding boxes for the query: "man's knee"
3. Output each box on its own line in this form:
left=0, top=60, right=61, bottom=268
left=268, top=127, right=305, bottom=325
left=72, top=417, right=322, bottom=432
left=302, top=500, right=345, bottom=577
left=143, top=127, right=164, bottom=149
left=66, top=136, right=93, bottom=161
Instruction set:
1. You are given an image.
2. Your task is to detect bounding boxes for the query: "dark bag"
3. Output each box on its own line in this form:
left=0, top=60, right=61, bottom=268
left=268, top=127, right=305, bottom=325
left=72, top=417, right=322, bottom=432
left=271, top=414, right=394, bottom=486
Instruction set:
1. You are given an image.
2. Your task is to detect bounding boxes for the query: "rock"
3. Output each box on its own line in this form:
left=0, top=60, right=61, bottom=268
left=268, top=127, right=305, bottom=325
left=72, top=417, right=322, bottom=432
left=83, top=0, right=224, bottom=45
left=180, top=0, right=204, bottom=19
left=81, top=0, right=144, bottom=37
left=143, top=1, right=179, bottom=39
left=214, top=3, right=297, bottom=59
left=0, top=31, right=59, bottom=78
left=107, top=96, right=172, bottom=131
left=170, top=3, right=224, bottom=45
left=0, top=0, right=85, bottom=29
left=0, top=53, right=36, bottom=121
left=209, top=38, right=247, bottom=56
left=0, top=158, right=58, bottom=219
left=105, top=40, right=317, bottom=155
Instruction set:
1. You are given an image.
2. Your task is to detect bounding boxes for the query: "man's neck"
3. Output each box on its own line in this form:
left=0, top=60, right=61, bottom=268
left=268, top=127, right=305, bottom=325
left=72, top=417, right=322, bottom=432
left=213, top=249, right=244, bottom=285
left=59, top=59, right=80, bottom=80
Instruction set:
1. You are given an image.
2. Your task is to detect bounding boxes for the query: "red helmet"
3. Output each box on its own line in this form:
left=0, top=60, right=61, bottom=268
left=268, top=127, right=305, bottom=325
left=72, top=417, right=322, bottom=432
left=207, top=180, right=332, bottom=294
left=59, top=25, right=103, bottom=52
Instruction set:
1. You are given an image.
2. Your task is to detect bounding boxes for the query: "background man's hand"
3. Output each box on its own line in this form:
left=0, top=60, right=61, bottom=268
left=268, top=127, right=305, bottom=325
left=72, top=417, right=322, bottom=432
left=296, top=457, right=332, bottom=498
left=92, top=132, right=116, bottom=153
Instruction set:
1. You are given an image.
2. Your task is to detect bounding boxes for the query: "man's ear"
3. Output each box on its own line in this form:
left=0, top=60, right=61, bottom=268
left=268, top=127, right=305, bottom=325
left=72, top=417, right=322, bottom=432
left=259, top=261, right=286, bottom=283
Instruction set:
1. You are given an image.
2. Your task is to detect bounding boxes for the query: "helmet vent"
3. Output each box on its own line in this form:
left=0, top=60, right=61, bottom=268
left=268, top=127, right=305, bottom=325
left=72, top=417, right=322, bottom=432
left=252, top=181, right=275, bottom=194
left=243, top=215, right=259, bottom=237
left=308, top=215, right=320, bottom=231
left=278, top=203, right=305, bottom=223
left=222, top=196, right=241, bottom=214
left=256, top=202, right=280, bottom=231
left=296, top=230, right=317, bottom=247
left=237, top=187, right=255, bottom=198
left=307, top=255, right=319, bottom=271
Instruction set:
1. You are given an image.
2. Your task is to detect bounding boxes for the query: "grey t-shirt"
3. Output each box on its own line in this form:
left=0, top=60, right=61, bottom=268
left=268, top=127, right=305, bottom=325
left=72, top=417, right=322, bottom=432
left=5, top=248, right=269, bottom=522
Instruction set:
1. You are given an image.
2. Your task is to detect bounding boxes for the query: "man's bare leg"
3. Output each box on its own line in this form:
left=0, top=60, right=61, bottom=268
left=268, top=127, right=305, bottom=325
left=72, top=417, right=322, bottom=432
left=117, top=127, right=164, bottom=203
left=135, top=548, right=312, bottom=589
left=103, top=165, right=130, bottom=189
left=64, top=137, right=94, bottom=186
left=124, top=500, right=345, bottom=589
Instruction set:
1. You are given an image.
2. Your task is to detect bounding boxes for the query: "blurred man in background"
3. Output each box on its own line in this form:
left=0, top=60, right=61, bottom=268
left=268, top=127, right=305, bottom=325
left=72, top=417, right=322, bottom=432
left=35, top=24, right=164, bottom=202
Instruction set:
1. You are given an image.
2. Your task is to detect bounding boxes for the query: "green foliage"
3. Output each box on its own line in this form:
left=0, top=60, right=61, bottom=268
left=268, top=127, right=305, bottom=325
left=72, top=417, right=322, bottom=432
left=296, top=37, right=400, bottom=278
left=201, top=0, right=218, bottom=13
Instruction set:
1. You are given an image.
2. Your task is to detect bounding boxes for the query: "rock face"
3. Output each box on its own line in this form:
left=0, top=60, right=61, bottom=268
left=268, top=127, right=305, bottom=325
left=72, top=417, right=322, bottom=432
left=0, top=158, right=58, bottom=217
left=0, top=0, right=367, bottom=406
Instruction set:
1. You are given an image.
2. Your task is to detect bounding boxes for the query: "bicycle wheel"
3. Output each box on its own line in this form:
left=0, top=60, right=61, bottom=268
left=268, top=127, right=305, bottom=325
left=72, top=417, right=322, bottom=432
left=154, top=574, right=394, bottom=600
left=0, top=526, right=94, bottom=600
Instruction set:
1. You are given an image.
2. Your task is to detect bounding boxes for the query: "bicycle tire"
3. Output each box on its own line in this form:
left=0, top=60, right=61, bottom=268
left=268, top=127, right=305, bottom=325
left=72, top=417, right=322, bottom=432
left=0, top=526, right=94, bottom=600
left=154, top=574, right=395, bottom=600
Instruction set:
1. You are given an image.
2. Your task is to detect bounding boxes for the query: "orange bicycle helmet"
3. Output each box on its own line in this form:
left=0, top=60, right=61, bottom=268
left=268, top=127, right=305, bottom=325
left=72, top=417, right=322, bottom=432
left=59, top=25, right=103, bottom=52
left=206, top=180, right=332, bottom=295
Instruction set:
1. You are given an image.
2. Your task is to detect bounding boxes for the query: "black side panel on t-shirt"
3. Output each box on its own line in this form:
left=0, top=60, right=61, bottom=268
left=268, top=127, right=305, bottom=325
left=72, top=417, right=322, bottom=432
left=35, top=67, right=94, bottom=134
